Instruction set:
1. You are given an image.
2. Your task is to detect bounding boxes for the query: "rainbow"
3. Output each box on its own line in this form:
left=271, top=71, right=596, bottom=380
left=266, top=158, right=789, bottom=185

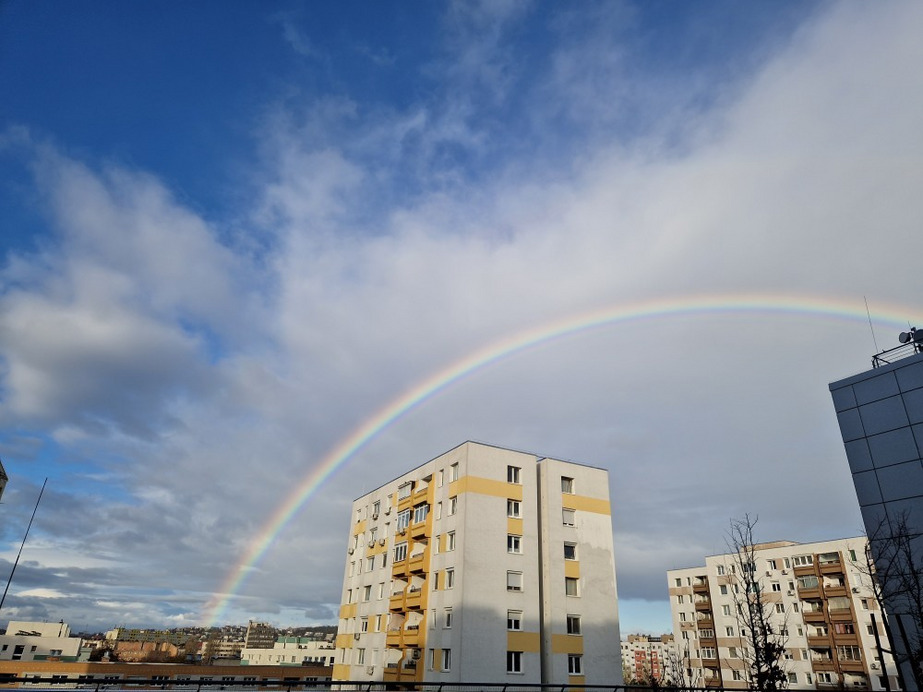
left=201, top=292, right=915, bottom=625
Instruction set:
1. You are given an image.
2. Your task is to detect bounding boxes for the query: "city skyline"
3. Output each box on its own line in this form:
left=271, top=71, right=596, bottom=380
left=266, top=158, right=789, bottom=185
left=1, top=1, right=923, bottom=634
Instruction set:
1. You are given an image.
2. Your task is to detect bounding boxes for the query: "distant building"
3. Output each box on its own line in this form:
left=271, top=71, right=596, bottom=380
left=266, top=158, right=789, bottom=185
left=830, top=340, right=923, bottom=688
left=0, top=621, right=82, bottom=662
left=333, top=441, right=621, bottom=685
left=244, top=622, right=277, bottom=650
left=241, top=638, right=335, bottom=666
left=104, top=628, right=192, bottom=646
left=620, top=634, right=674, bottom=684
left=668, top=537, right=899, bottom=690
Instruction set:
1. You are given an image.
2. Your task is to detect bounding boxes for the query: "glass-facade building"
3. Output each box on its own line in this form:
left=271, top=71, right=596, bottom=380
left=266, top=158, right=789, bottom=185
left=830, top=350, right=923, bottom=687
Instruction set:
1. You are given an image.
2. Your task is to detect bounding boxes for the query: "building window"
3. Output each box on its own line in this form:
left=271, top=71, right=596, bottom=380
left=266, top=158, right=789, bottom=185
left=720, top=585, right=728, bottom=595
left=448, top=497, right=457, bottom=515
left=446, top=568, right=455, bottom=588
left=507, top=651, right=523, bottom=674
left=394, top=542, right=408, bottom=562
left=674, top=577, right=681, bottom=587
left=372, top=500, right=380, bottom=517
left=357, top=648, right=366, bottom=665
left=438, top=470, right=444, bottom=487
left=767, top=559, right=777, bottom=569
left=449, top=462, right=459, bottom=481
left=567, top=615, right=581, bottom=635
left=361, top=617, right=369, bottom=632
left=722, top=605, right=731, bottom=616
left=442, top=649, right=451, bottom=672
left=717, top=565, right=725, bottom=576
left=507, top=465, right=521, bottom=484
left=363, top=585, right=372, bottom=601
left=436, top=501, right=442, bottom=519
left=433, top=572, right=440, bottom=590
left=397, top=509, right=411, bottom=531
left=507, top=499, right=521, bottom=518
left=367, top=556, right=375, bottom=572
left=413, top=503, right=429, bottom=523
left=444, top=608, right=453, bottom=628
left=565, top=577, right=579, bottom=596
left=433, top=533, right=440, bottom=554
left=725, top=626, right=734, bottom=636
left=508, top=534, right=522, bottom=554
left=677, top=594, right=685, bottom=604
left=398, top=482, right=413, bottom=500
left=562, top=508, right=575, bottom=526
left=375, top=614, right=383, bottom=631
left=564, top=542, right=577, bottom=560
left=508, top=610, right=523, bottom=631
left=561, top=476, right=574, bottom=493
left=771, top=582, right=781, bottom=592
left=568, top=654, right=582, bottom=675
left=447, top=531, right=456, bottom=551
left=507, top=571, right=523, bottom=592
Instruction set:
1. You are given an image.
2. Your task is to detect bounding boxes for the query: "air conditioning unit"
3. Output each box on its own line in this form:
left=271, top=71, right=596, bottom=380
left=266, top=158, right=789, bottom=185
left=781, top=569, right=788, bottom=574
left=348, top=548, right=354, bottom=554
left=384, top=507, right=391, bottom=515
left=379, top=539, right=386, bottom=546
left=372, top=513, right=379, bottom=520
left=766, top=571, right=772, bottom=577
left=354, top=633, right=360, bottom=640
left=787, top=591, right=795, bottom=596
left=871, top=663, right=880, bottom=670
left=852, top=587, right=860, bottom=593
left=411, top=649, right=421, bottom=661
left=368, top=540, right=376, bottom=548
left=366, top=666, right=374, bottom=675
left=398, top=528, right=407, bottom=535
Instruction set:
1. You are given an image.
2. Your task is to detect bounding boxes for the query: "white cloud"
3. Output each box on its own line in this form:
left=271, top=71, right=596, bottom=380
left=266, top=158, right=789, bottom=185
left=1, top=2, right=922, bottom=633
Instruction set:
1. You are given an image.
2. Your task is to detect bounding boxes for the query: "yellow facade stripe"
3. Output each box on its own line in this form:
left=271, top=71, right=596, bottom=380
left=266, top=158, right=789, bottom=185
left=335, top=633, right=353, bottom=649
left=507, top=517, right=523, bottom=535
left=452, top=476, right=523, bottom=501
left=354, top=519, right=367, bottom=535
left=332, top=664, right=351, bottom=679
left=564, top=560, right=580, bottom=579
left=551, top=634, right=584, bottom=654
left=507, top=631, right=541, bottom=653
left=567, top=677, right=586, bottom=686
left=339, top=603, right=357, bottom=619
left=562, top=494, right=610, bottom=515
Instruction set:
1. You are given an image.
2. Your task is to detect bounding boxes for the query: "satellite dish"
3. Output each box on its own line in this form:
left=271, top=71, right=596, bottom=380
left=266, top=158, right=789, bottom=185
left=900, top=332, right=912, bottom=344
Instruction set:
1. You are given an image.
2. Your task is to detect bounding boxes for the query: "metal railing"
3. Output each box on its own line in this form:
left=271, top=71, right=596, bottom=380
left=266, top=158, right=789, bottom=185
left=0, top=680, right=783, bottom=692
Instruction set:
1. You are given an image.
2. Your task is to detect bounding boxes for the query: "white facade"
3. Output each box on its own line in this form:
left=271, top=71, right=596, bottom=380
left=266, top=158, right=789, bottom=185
left=0, top=621, right=82, bottom=662
left=668, top=538, right=900, bottom=690
left=242, top=639, right=335, bottom=666
left=333, top=441, right=621, bottom=685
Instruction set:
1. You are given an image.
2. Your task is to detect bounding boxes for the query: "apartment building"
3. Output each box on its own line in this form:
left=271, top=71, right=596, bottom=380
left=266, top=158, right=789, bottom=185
left=668, top=538, right=899, bottom=690
left=332, top=441, right=620, bottom=685
left=620, top=634, right=675, bottom=684
left=830, top=339, right=923, bottom=688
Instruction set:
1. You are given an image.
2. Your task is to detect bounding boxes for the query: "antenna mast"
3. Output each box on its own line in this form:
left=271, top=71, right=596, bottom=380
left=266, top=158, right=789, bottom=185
left=0, top=478, right=48, bottom=615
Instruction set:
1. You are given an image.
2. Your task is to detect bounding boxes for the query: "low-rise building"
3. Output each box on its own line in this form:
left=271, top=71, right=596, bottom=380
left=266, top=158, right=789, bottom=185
left=241, top=638, right=335, bottom=667
left=0, top=622, right=82, bottom=662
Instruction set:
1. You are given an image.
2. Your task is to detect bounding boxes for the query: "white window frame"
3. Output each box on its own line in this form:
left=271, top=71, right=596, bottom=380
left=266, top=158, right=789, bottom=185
left=508, top=610, right=523, bottom=631
left=562, top=508, right=575, bottom=526
left=565, top=576, right=579, bottom=597
left=507, top=571, right=523, bottom=592
left=567, top=654, right=582, bottom=675
left=508, top=534, right=522, bottom=554
left=507, top=650, right=523, bottom=674
left=507, top=499, right=521, bottom=518
left=561, top=476, right=574, bottom=493
left=564, top=542, right=577, bottom=560
left=507, top=465, right=521, bottom=484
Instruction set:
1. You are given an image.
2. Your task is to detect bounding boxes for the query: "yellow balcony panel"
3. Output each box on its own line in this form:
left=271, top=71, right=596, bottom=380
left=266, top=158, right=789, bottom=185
left=335, top=634, right=353, bottom=649
left=564, top=561, right=580, bottom=579
left=550, top=634, right=583, bottom=655
left=509, top=631, right=542, bottom=653
left=389, top=594, right=404, bottom=611
left=386, top=632, right=401, bottom=647
left=405, top=590, right=423, bottom=609
left=339, top=603, right=357, bottom=619
left=402, top=628, right=420, bottom=647
left=507, top=517, right=524, bottom=535
left=332, top=664, right=351, bottom=681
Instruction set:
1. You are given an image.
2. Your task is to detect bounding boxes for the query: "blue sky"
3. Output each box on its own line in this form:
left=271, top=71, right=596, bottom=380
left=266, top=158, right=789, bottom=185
left=1, top=0, right=923, bottom=637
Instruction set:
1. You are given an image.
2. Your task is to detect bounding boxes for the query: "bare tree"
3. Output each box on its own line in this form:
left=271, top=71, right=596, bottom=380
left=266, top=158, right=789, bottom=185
left=863, top=509, right=923, bottom=690
left=726, top=515, right=788, bottom=691
left=662, top=639, right=702, bottom=691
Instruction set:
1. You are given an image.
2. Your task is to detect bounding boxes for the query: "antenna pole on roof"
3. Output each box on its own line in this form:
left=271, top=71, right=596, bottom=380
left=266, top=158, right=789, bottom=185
left=865, top=296, right=880, bottom=353
left=0, top=478, right=47, bottom=616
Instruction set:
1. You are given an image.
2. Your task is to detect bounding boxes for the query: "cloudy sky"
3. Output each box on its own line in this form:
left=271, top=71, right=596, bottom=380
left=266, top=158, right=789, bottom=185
left=1, top=1, right=922, bottom=635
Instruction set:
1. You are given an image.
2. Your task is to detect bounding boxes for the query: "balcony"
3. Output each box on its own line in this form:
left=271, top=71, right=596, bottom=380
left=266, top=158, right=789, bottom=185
left=386, top=632, right=401, bottom=647
left=823, top=584, right=848, bottom=598
left=807, top=635, right=830, bottom=648
left=389, top=594, right=404, bottom=611
left=695, top=616, right=714, bottom=629
left=408, top=549, right=429, bottom=574
left=793, top=564, right=816, bottom=577
left=694, top=599, right=712, bottom=611
left=410, top=522, right=429, bottom=540
left=405, top=588, right=423, bottom=609
left=698, top=636, right=717, bottom=648
left=693, top=578, right=709, bottom=593
left=402, top=627, right=420, bottom=647
left=839, top=658, right=864, bottom=673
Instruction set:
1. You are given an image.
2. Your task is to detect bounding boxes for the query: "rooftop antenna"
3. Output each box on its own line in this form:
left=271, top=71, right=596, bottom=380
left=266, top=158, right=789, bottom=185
left=864, top=296, right=880, bottom=353
left=0, top=478, right=47, bottom=616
